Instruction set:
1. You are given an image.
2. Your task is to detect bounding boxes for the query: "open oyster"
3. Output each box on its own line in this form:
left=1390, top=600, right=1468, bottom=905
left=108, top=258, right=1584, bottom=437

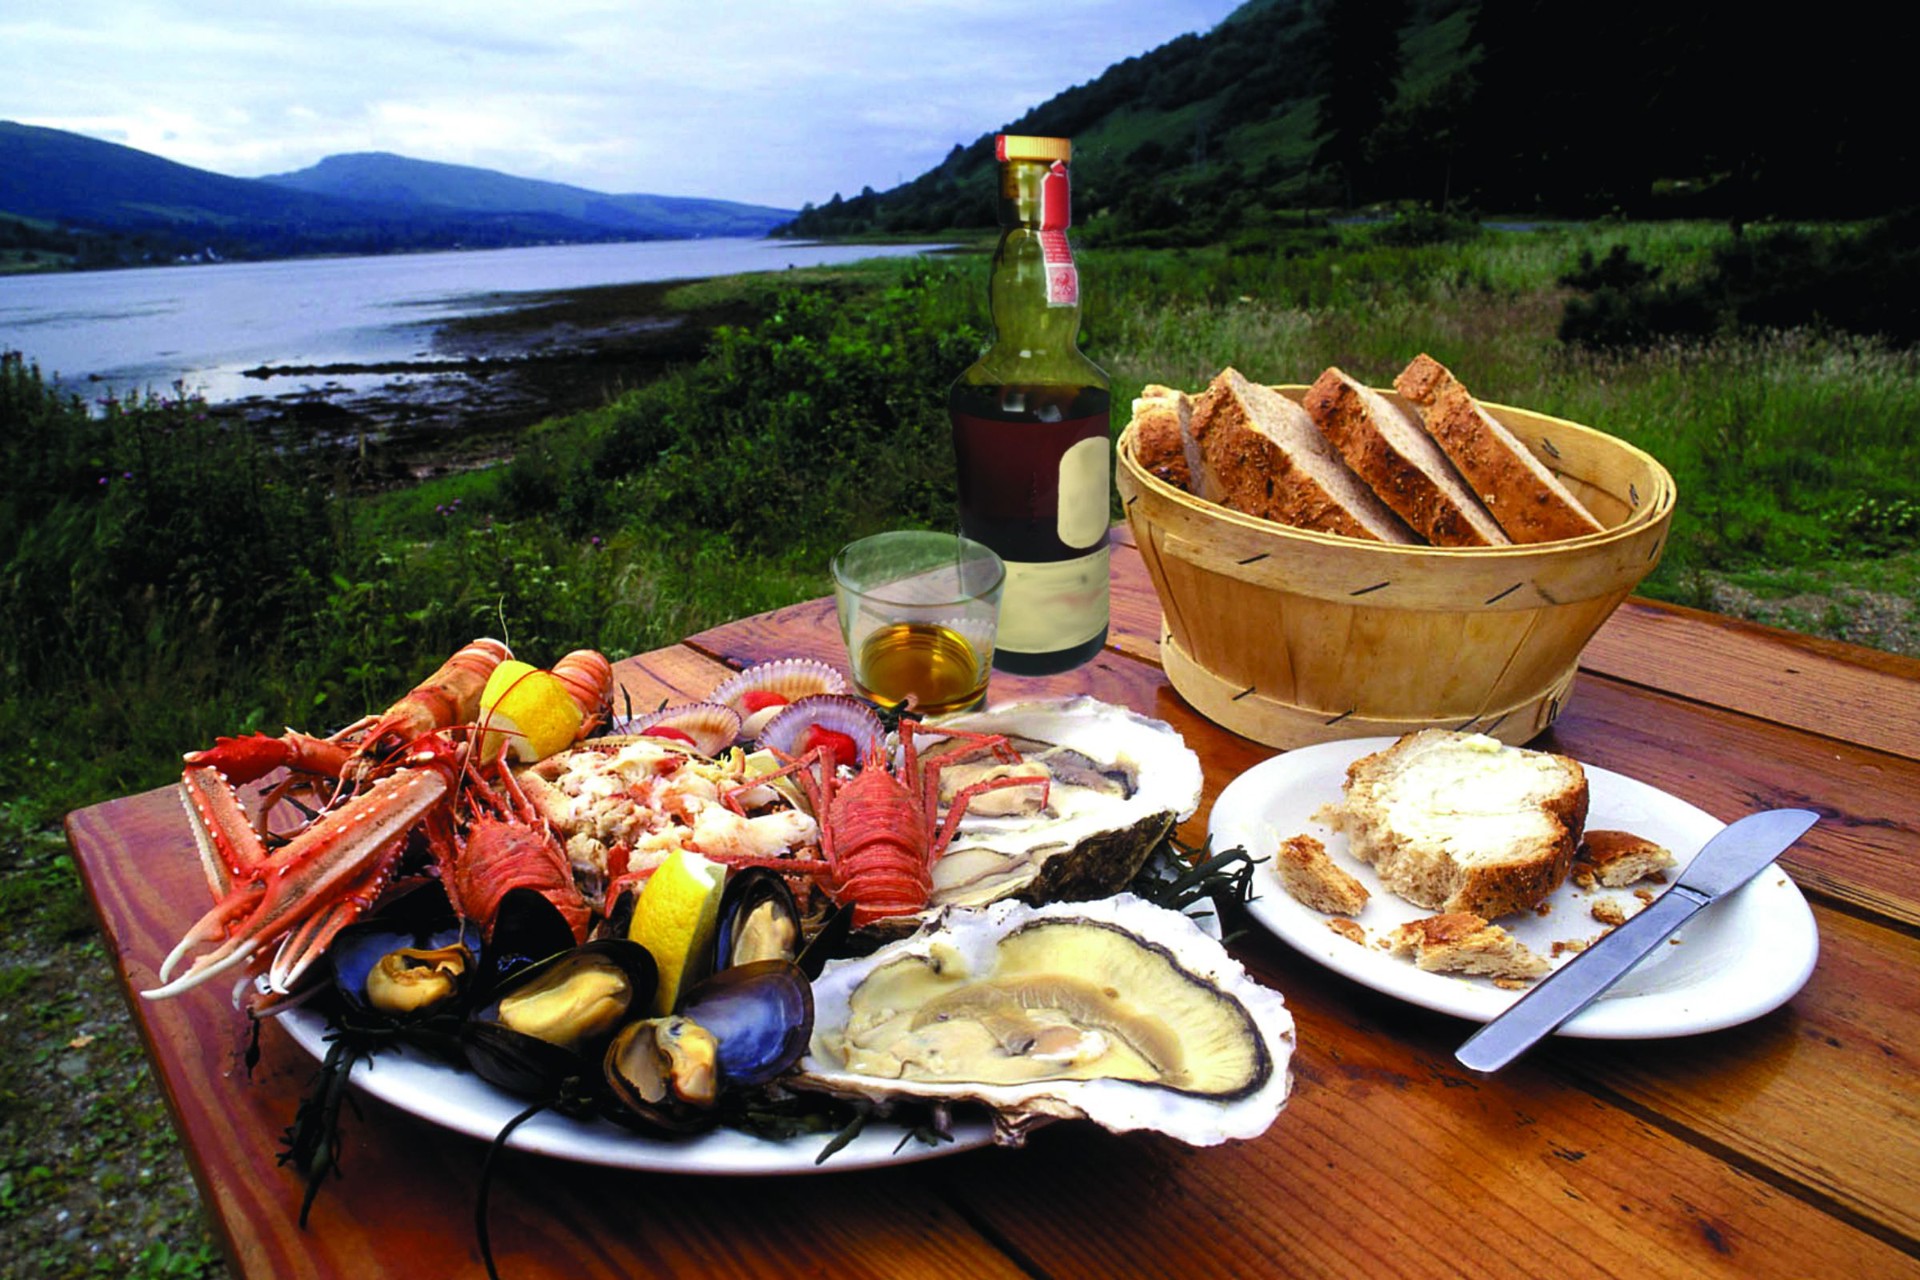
left=798, top=894, right=1294, bottom=1146
left=919, top=697, right=1204, bottom=911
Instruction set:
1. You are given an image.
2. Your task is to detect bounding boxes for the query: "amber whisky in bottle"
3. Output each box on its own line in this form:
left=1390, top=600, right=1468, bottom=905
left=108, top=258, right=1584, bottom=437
left=949, top=134, right=1111, bottom=675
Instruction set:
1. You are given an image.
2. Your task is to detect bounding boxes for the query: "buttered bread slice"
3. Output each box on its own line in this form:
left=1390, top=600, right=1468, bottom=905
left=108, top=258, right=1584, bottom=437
left=1324, top=730, right=1587, bottom=920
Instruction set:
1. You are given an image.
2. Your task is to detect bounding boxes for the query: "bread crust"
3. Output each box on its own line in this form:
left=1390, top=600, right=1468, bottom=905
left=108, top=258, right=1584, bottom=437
left=1394, top=354, right=1606, bottom=544
left=1303, top=367, right=1508, bottom=547
left=1275, top=833, right=1371, bottom=915
left=1129, top=388, right=1193, bottom=492
left=1188, top=368, right=1416, bottom=542
left=1386, top=912, right=1549, bottom=980
left=1577, top=829, right=1676, bottom=887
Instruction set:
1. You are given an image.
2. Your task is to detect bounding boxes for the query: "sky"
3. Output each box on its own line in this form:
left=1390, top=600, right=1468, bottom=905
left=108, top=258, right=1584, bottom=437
left=1, top=1, right=1247, bottom=211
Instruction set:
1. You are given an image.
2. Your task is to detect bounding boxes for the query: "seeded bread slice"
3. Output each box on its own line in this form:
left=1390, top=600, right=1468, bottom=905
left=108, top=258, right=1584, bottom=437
left=1129, top=386, right=1194, bottom=493
left=1393, top=354, right=1605, bottom=544
left=1324, top=729, right=1587, bottom=920
left=1302, top=367, right=1510, bottom=547
left=1188, top=368, right=1417, bottom=543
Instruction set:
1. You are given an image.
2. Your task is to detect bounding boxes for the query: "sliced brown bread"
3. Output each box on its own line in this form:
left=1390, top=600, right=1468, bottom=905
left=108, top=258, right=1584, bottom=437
left=1324, top=729, right=1588, bottom=920
left=1577, top=829, right=1676, bottom=887
left=1187, top=368, right=1418, bottom=543
left=1394, top=354, right=1605, bottom=544
left=1129, top=386, right=1194, bottom=492
left=1275, top=833, right=1371, bottom=915
left=1302, top=367, right=1509, bottom=547
left=1386, top=912, right=1550, bottom=981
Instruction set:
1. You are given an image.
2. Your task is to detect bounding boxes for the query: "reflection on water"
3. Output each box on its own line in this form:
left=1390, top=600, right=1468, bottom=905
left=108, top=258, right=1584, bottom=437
left=0, top=238, right=942, bottom=404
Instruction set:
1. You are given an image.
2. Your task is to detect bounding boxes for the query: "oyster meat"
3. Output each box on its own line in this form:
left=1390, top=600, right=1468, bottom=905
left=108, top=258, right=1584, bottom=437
left=799, top=894, right=1294, bottom=1146
left=920, top=697, right=1203, bottom=911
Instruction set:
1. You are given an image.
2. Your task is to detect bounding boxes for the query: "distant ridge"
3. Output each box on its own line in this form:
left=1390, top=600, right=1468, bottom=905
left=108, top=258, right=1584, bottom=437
left=263, top=152, right=792, bottom=239
left=0, top=121, right=793, bottom=268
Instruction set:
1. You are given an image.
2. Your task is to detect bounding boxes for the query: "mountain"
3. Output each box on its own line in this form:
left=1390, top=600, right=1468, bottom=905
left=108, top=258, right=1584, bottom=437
left=262, top=153, right=791, bottom=239
left=0, top=121, right=792, bottom=268
left=783, top=0, right=1914, bottom=240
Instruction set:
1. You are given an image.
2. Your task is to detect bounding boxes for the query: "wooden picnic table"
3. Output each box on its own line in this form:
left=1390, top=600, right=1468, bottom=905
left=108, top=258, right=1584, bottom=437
left=67, top=527, right=1920, bottom=1278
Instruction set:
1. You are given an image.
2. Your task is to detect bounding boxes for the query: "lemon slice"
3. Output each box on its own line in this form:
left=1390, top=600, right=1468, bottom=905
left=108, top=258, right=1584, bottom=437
left=478, top=659, right=584, bottom=763
left=628, top=848, right=727, bottom=1015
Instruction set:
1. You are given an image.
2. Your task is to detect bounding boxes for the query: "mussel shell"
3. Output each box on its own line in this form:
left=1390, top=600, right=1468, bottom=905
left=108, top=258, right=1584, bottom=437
left=712, top=867, right=804, bottom=971
left=681, top=959, right=814, bottom=1089
left=462, top=938, right=658, bottom=1100
left=602, top=1017, right=723, bottom=1135
left=601, top=959, right=814, bottom=1132
left=329, top=897, right=478, bottom=1021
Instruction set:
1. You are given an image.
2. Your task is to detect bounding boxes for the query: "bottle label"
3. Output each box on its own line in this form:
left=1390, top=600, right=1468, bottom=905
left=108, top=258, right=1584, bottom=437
left=951, top=408, right=1110, bottom=558
left=1040, top=161, right=1077, bottom=307
left=997, top=547, right=1110, bottom=654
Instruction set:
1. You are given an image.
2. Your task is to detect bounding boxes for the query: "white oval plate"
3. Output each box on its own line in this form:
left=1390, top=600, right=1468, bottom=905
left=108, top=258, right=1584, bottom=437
left=1210, top=738, right=1819, bottom=1039
left=279, top=1010, right=995, bottom=1174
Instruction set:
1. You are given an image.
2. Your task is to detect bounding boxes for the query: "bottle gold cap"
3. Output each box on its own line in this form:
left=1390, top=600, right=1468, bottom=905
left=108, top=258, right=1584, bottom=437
left=996, top=134, right=1071, bottom=163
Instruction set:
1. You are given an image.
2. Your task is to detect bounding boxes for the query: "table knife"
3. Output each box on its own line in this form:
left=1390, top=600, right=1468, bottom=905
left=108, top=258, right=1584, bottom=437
left=1455, top=807, right=1819, bottom=1073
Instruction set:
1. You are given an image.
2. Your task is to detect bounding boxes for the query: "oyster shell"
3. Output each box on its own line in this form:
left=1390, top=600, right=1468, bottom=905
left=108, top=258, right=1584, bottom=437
left=799, top=894, right=1293, bottom=1146
left=918, top=697, right=1203, bottom=911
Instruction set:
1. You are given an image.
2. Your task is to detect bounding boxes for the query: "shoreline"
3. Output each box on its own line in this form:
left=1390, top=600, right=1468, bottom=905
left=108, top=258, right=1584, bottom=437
left=213, top=276, right=759, bottom=491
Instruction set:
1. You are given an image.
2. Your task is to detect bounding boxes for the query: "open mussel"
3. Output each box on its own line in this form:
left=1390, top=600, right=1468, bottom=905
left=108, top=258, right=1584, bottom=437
left=328, top=889, right=479, bottom=1024
left=462, top=938, right=658, bottom=1107
left=713, top=867, right=804, bottom=970
left=604, top=959, right=813, bottom=1133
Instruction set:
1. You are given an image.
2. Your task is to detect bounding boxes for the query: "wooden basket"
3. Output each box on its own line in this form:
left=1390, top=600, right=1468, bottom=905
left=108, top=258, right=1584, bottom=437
left=1115, top=387, right=1675, bottom=749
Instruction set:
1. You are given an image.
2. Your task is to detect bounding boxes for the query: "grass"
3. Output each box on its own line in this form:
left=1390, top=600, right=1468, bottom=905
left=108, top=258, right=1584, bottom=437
left=1, top=216, right=1915, bottom=1276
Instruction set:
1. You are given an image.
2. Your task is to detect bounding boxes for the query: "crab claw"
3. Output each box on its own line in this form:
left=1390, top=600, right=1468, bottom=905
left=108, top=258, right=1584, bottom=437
left=144, top=766, right=452, bottom=1000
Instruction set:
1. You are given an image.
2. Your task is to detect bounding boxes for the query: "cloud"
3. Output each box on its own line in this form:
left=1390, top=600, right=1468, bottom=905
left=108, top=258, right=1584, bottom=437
left=1, top=0, right=1244, bottom=207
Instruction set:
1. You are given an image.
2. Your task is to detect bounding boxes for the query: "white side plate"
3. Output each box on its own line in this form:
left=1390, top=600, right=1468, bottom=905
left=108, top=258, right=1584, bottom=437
left=1211, top=738, right=1819, bottom=1038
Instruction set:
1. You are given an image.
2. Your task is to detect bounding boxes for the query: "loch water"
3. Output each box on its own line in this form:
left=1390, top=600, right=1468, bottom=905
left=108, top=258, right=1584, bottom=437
left=0, top=238, right=942, bottom=405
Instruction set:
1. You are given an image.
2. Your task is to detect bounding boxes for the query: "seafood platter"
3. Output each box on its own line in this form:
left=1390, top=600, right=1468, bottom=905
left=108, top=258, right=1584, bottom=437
left=146, top=640, right=1296, bottom=1195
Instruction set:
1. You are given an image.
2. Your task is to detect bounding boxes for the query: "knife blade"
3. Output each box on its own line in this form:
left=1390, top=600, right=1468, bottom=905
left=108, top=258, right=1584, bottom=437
left=1455, top=807, right=1818, bottom=1073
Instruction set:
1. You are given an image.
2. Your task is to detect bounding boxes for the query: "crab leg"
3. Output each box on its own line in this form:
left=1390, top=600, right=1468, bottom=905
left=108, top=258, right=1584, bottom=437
left=144, top=766, right=451, bottom=1000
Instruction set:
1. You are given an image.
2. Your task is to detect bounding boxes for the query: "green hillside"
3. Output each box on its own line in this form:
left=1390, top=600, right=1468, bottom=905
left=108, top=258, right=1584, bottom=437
left=784, top=0, right=1912, bottom=239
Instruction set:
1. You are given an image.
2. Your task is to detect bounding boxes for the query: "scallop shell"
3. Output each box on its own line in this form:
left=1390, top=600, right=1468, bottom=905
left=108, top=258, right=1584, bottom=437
left=711, top=659, right=850, bottom=738
left=759, top=694, right=885, bottom=766
left=619, top=702, right=742, bottom=758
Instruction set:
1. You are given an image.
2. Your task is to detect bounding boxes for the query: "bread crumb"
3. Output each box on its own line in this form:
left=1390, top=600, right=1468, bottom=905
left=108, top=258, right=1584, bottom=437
left=1535, top=900, right=1553, bottom=917
left=1326, top=918, right=1367, bottom=945
left=1591, top=897, right=1627, bottom=927
left=1635, top=887, right=1658, bottom=905
left=1551, top=937, right=1590, bottom=957
left=1493, top=978, right=1532, bottom=991
left=1577, top=830, right=1678, bottom=887
left=1572, top=866, right=1598, bottom=891
left=1386, top=912, right=1549, bottom=981
left=1275, top=832, right=1371, bottom=915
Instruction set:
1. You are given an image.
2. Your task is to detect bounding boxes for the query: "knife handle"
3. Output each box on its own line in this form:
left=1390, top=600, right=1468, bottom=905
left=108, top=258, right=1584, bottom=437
left=1455, top=886, right=1707, bottom=1073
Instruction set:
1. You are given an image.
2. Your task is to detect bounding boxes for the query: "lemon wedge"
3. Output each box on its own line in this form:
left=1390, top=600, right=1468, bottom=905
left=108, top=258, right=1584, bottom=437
left=477, top=659, right=584, bottom=763
left=628, top=848, right=727, bottom=1015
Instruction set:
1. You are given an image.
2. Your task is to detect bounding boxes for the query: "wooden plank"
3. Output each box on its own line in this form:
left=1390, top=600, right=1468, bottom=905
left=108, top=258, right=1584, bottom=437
left=941, top=922, right=1920, bottom=1279
left=1554, top=905, right=1920, bottom=1246
left=1544, top=675, right=1920, bottom=929
left=1586, top=597, right=1920, bottom=762
left=66, top=784, right=1028, bottom=1279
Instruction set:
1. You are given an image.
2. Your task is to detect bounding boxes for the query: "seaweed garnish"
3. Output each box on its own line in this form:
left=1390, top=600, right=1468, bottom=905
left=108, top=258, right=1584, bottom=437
left=1129, top=831, right=1263, bottom=941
